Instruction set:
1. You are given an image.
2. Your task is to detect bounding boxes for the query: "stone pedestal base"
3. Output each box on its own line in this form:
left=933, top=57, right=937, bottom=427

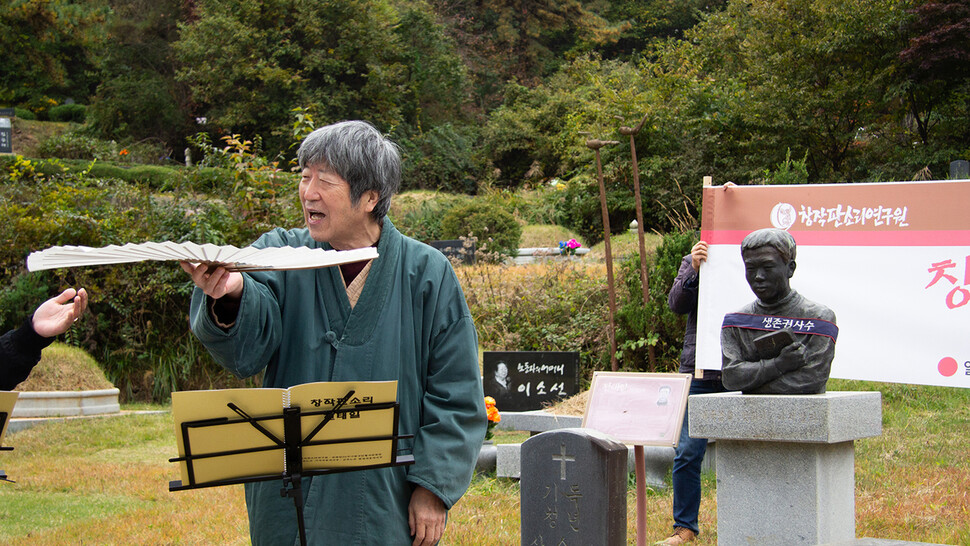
left=717, top=439, right=855, bottom=544
left=689, top=391, right=882, bottom=546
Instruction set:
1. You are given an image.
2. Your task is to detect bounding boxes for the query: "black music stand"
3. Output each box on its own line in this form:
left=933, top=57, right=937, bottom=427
left=0, top=410, right=13, bottom=483
left=169, top=390, right=413, bottom=546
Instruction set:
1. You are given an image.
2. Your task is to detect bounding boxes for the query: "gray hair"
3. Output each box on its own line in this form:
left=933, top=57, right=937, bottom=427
left=741, top=228, right=797, bottom=262
left=297, top=120, right=400, bottom=221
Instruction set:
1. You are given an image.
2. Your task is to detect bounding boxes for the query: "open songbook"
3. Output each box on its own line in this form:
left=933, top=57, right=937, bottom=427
left=26, top=241, right=378, bottom=272
left=171, top=381, right=400, bottom=487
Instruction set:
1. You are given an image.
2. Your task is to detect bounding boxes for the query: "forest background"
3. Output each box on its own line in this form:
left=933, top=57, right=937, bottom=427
left=1, top=0, right=969, bottom=402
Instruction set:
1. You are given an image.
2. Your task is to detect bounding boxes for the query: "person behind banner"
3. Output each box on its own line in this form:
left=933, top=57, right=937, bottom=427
left=180, top=120, right=486, bottom=546
left=1, top=288, right=88, bottom=391
left=656, top=240, right=728, bottom=546
left=721, top=228, right=838, bottom=394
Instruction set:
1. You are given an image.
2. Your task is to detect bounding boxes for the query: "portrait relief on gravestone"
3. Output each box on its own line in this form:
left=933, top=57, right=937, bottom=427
left=720, top=228, right=839, bottom=394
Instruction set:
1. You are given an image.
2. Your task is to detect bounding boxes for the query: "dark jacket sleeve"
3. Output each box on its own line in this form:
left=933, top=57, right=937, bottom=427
left=1, top=319, right=55, bottom=390
left=668, top=254, right=699, bottom=315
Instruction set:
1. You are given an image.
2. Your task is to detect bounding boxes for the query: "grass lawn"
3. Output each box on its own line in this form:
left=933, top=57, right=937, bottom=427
left=2, top=379, right=968, bottom=544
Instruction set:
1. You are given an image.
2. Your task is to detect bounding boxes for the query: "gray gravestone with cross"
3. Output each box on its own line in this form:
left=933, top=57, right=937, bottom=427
left=520, top=428, right=627, bottom=546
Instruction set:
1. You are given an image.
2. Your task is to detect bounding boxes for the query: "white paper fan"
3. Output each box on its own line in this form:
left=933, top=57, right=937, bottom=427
left=26, top=241, right=378, bottom=272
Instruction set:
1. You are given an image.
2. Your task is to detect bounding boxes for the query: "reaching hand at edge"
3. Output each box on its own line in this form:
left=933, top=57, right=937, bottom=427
left=32, top=287, right=88, bottom=338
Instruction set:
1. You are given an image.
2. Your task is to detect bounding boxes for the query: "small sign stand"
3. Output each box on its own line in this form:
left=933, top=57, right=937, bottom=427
left=169, top=390, right=413, bottom=546
left=583, top=372, right=692, bottom=546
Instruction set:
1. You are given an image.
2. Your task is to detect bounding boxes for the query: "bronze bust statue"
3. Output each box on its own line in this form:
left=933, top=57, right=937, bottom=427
left=720, top=228, right=838, bottom=394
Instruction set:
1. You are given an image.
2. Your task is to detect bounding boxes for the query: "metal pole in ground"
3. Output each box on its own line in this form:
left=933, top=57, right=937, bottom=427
left=619, top=113, right=657, bottom=371
left=587, top=138, right=620, bottom=372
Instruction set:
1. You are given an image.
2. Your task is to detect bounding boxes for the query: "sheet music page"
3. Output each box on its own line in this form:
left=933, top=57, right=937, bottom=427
left=172, top=388, right=286, bottom=485
left=0, top=391, right=19, bottom=446
left=288, top=381, right=398, bottom=470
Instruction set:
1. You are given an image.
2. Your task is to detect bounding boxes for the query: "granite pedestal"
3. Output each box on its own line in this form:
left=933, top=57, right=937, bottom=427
left=689, top=391, right=882, bottom=546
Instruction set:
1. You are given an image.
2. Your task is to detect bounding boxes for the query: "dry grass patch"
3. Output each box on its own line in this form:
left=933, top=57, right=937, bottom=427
left=543, top=390, right=590, bottom=416
left=14, top=342, right=114, bottom=392
left=10, top=119, right=71, bottom=157
left=0, top=412, right=248, bottom=545
left=519, top=224, right=582, bottom=248
left=588, top=229, right=663, bottom=261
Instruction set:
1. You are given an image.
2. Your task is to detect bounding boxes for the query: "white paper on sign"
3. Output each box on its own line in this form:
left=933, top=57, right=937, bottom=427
left=26, top=242, right=378, bottom=272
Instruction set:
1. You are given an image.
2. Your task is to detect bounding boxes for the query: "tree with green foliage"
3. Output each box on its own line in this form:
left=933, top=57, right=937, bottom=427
left=896, top=0, right=970, bottom=147
left=0, top=0, right=107, bottom=116
left=86, top=0, right=193, bottom=153
left=686, top=0, right=913, bottom=182
left=598, top=0, right=727, bottom=58
left=431, top=0, right=627, bottom=109
left=174, top=0, right=471, bottom=155
left=393, top=3, right=471, bottom=127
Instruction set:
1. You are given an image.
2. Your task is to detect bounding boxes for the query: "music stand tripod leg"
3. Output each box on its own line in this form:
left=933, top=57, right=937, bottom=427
left=280, top=473, right=308, bottom=546
left=282, top=406, right=309, bottom=546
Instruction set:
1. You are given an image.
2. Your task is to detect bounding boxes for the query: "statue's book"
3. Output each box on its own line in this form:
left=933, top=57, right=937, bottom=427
left=171, top=381, right=397, bottom=486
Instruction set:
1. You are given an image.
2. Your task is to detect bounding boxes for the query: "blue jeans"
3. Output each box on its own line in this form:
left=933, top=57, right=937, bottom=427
left=671, top=378, right=726, bottom=535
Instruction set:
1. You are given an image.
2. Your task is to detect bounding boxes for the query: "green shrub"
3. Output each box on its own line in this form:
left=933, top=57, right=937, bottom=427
left=393, top=124, right=481, bottom=194
left=479, top=184, right=565, bottom=226
left=441, top=201, right=522, bottom=261
left=0, top=274, right=53, bottom=337
left=48, top=103, right=87, bottom=123
left=87, top=71, right=192, bottom=151
left=26, top=158, right=232, bottom=193
left=390, top=192, right=470, bottom=242
left=36, top=132, right=116, bottom=160
left=613, top=231, right=696, bottom=372
left=13, top=107, right=36, bottom=120
left=93, top=163, right=162, bottom=186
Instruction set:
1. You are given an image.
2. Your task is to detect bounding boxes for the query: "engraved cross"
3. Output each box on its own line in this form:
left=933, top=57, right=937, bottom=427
left=551, top=443, right=575, bottom=481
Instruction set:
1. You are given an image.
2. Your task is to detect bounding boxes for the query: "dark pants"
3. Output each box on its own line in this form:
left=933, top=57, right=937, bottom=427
left=671, top=377, right=727, bottom=534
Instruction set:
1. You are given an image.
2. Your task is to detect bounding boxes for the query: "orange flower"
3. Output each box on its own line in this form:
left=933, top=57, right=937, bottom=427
left=119, top=149, right=129, bottom=156
left=484, top=396, right=496, bottom=408
left=486, top=405, right=501, bottom=423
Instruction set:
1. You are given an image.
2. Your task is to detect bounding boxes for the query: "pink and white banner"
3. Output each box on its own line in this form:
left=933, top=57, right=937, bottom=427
left=696, top=179, right=970, bottom=388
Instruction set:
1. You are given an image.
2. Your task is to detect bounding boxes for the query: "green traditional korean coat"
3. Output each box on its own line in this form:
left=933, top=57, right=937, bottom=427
left=188, top=219, right=487, bottom=545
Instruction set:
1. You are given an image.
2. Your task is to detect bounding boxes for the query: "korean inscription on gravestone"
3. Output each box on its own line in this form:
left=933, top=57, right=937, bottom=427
left=483, top=351, right=578, bottom=412
left=521, top=428, right=627, bottom=546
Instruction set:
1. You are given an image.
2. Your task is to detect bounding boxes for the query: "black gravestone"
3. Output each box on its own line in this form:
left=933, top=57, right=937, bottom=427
left=520, top=428, right=627, bottom=546
left=428, top=239, right=475, bottom=264
left=0, top=117, right=11, bottom=154
left=483, top=351, right=579, bottom=412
